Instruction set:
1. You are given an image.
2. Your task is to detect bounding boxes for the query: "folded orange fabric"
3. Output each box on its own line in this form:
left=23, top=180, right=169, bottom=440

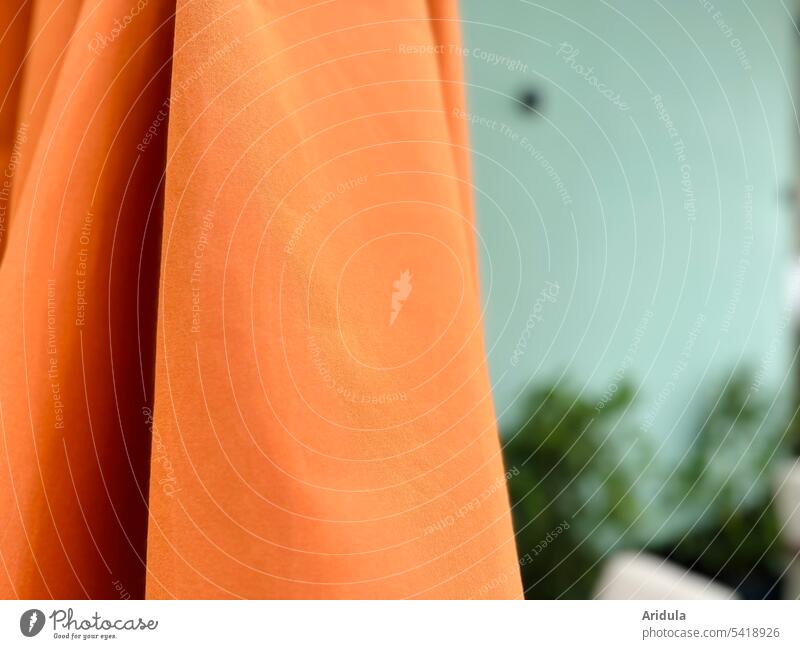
left=0, top=0, right=521, bottom=599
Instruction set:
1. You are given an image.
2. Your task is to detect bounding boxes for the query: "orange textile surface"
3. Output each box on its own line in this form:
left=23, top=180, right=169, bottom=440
left=0, top=0, right=521, bottom=599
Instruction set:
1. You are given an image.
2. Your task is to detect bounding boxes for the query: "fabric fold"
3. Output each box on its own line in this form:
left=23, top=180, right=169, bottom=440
left=0, top=0, right=521, bottom=600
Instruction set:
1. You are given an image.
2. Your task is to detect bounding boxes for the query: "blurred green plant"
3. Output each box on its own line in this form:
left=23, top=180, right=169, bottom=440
left=503, top=369, right=789, bottom=599
left=503, top=380, right=639, bottom=598
left=649, top=372, right=786, bottom=597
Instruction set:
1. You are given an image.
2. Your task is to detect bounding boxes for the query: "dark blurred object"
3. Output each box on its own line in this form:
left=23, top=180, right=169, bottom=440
left=517, top=87, right=542, bottom=114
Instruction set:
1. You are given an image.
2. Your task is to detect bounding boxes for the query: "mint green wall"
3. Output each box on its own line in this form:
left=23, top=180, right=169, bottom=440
left=461, top=1, right=796, bottom=455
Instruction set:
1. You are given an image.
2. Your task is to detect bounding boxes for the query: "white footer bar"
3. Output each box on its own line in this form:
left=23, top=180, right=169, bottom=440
left=1, top=600, right=797, bottom=647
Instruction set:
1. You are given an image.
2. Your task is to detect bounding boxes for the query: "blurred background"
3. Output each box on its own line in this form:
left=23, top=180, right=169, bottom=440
left=459, top=0, right=800, bottom=598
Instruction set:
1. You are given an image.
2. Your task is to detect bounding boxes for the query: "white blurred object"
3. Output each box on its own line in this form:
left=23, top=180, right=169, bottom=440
left=783, top=556, right=800, bottom=600
left=774, top=458, right=800, bottom=599
left=787, top=259, right=800, bottom=321
left=775, top=459, right=800, bottom=548
left=594, top=551, right=736, bottom=600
